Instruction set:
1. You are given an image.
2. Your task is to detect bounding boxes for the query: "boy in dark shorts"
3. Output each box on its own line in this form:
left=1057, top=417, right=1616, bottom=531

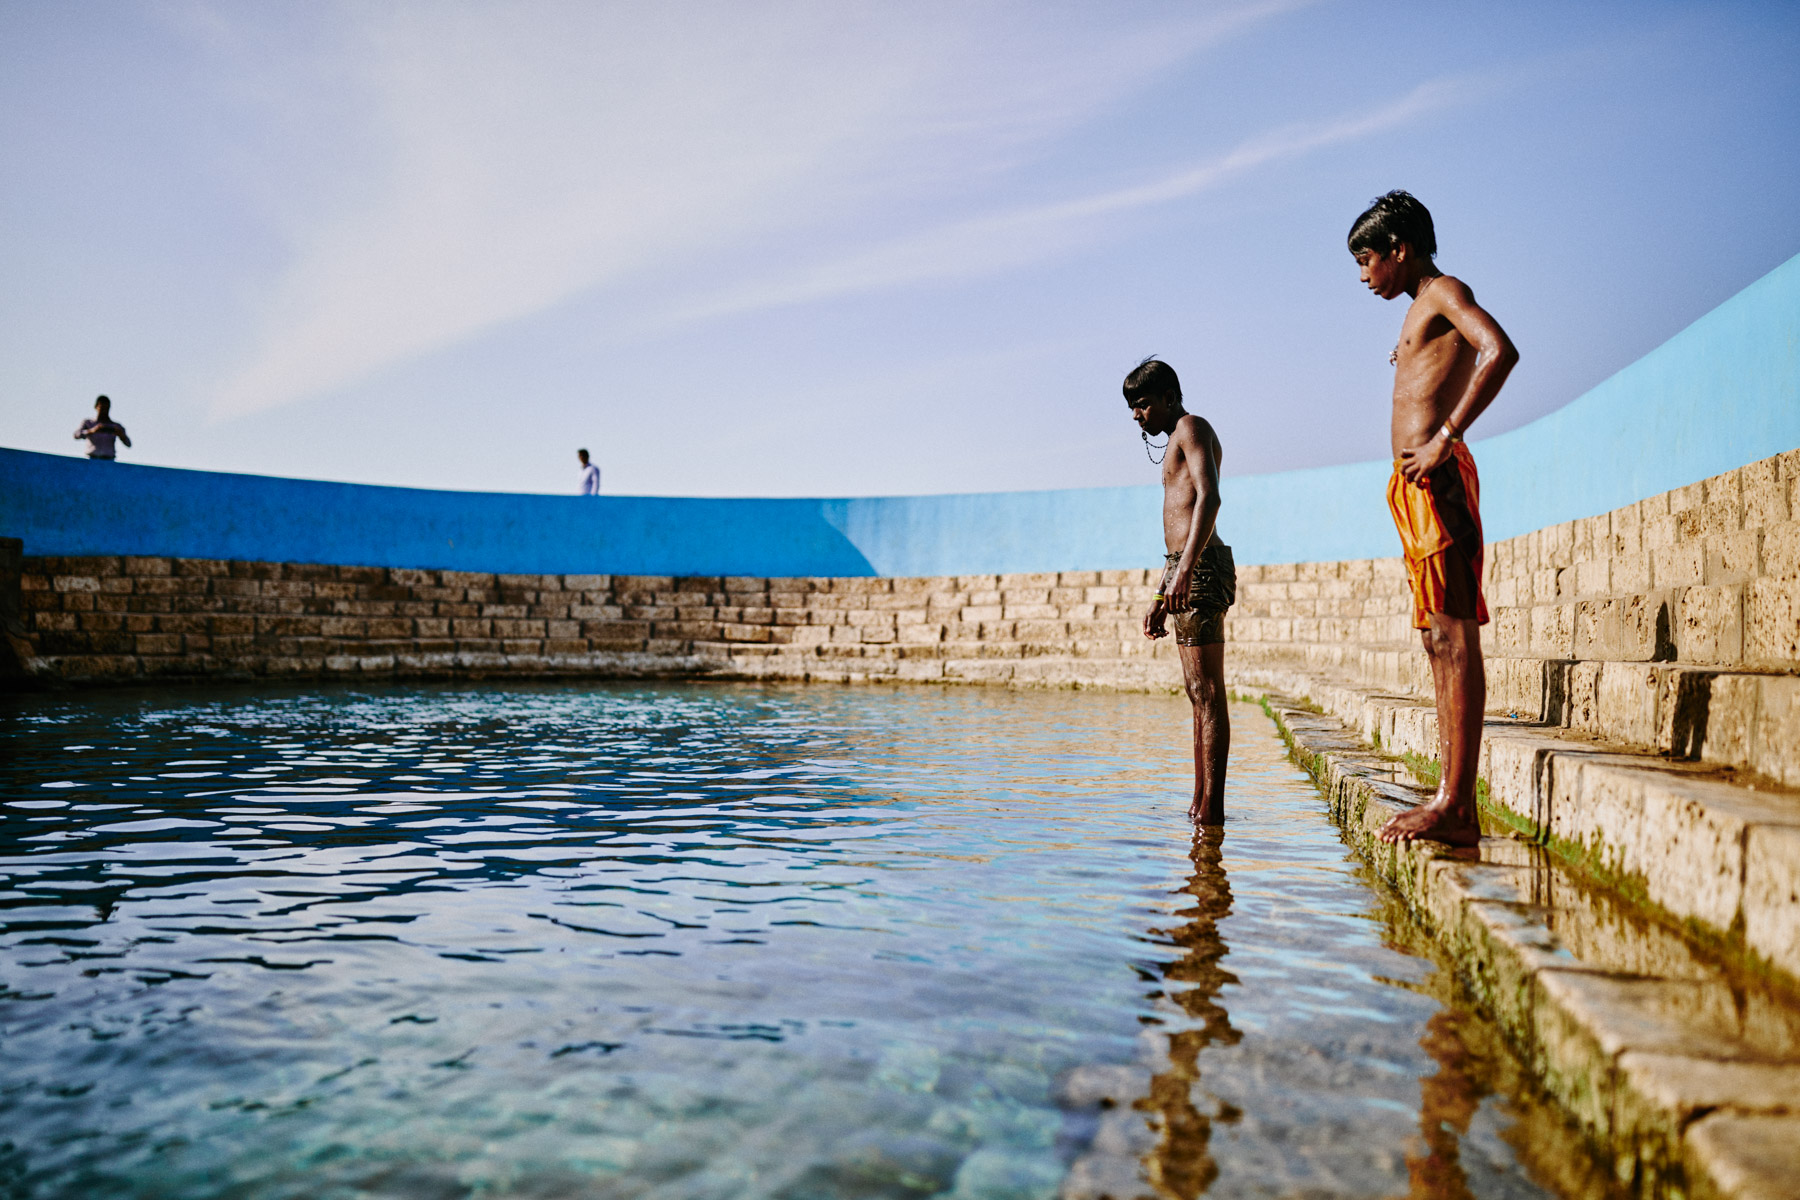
left=1125, top=358, right=1235, bottom=824
left=1350, top=191, right=1518, bottom=846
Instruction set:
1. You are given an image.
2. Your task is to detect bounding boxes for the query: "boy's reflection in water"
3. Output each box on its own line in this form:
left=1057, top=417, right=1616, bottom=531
left=1137, top=825, right=1241, bottom=1199
left=1402, top=1010, right=1483, bottom=1200
left=1130, top=833, right=1502, bottom=1200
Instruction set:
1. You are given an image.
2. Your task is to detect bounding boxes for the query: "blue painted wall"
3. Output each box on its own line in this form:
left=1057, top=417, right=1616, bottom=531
left=4, top=251, right=1796, bottom=576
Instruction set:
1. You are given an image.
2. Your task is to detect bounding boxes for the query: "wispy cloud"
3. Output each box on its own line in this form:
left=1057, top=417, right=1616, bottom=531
left=655, top=75, right=1486, bottom=327
left=202, top=1, right=1305, bottom=419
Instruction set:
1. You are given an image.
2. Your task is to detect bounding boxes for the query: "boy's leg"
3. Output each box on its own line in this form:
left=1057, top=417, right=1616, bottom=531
left=1178, top=642, right=1230, bottom=824
left=1379, top=614, right=1483, bottom=845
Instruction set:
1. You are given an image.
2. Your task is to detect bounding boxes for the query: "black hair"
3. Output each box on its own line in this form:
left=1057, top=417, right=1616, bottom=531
left=577, top=448, right=589, bottom=458
left=1348, top=190, right=1436, bottom=260
left=95, top=394, right=111, bottom=408
left=1122, top=357, right=1181, bottom=406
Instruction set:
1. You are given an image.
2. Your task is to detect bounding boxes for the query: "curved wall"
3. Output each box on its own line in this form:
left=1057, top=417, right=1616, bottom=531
left=3, top=252, right=1796, bottom=576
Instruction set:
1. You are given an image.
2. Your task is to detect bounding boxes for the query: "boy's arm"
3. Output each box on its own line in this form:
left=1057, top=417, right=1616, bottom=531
left=116, top=425, right=130, bottom=447
left=1163, top=417, right=1222, bottom=613
left=1400, top=278, right=1519, bottom=481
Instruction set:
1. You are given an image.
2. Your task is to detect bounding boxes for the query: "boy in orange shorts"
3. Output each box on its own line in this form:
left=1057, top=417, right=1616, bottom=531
left=1350, top=192, right=1518, bottom=846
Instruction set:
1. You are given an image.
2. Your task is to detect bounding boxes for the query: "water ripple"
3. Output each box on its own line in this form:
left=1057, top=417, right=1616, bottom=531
left=0, top=682, right=1595, bottom=1199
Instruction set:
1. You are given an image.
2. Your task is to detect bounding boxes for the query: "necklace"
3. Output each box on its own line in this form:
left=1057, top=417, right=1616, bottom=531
left=1143, top=430, right=1169, bottom=465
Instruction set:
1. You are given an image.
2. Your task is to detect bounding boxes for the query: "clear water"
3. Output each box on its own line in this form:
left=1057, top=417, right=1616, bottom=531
left=0, top=683, right=1606, bottom=1199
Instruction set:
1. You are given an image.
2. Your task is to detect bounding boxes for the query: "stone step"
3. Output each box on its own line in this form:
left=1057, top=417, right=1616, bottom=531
left=1229, top=641, right=1800, bottom=788
left=1266, top=698, right=1800, bottom=1199
left=1231, top=667, right=1800, bottom=992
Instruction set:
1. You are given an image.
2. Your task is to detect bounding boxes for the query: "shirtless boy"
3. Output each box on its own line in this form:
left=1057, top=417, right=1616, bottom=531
left=1125, top=358, right=1235, bottom=824
left=1350, top=191, right=1518, bottom=846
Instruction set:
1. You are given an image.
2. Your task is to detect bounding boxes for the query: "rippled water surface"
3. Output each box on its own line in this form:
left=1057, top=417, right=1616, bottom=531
left=0, top=682, right=1605, bottom=1199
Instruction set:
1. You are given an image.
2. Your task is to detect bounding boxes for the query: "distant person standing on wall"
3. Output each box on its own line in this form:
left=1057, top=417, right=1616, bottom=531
left=577, top=448, right=600, bottom=495
left=75, top=395, right=131, bottom=460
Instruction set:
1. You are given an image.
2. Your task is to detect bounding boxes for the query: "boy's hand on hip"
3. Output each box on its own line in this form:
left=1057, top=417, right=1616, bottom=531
left=1399, top=435, right=1452, bottom=483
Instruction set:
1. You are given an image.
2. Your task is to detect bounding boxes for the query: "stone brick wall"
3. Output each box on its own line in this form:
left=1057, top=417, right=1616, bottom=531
left=1228, top=448, right=1800, bottom=786
left=8, top=556, right=1184, bottom=691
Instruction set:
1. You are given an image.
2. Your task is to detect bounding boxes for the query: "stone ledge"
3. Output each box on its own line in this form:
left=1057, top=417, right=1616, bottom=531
left=1234, top=662, right=1800, bottom=987
left=1228, top=642, right=1800, bottom=786
left=1262, top=697, right=1800, bottom=1200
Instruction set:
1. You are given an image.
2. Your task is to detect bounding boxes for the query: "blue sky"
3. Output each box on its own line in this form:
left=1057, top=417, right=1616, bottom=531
left=2, top=1, right=1797, bottom=497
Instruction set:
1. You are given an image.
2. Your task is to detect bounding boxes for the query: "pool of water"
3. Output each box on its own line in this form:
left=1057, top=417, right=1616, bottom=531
left=0, top=682, right=1610, bottom=1199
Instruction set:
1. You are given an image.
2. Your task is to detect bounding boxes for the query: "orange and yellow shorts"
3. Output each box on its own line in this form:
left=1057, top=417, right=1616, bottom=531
left=1387, top=441, right=1488, bottom=630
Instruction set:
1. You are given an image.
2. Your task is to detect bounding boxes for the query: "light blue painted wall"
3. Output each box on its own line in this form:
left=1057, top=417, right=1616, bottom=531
left=4, top=252, right=1796, bottom=576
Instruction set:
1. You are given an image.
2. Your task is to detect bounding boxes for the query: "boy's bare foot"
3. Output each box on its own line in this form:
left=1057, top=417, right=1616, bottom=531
left=1376, top=793, right=1480, bottom=846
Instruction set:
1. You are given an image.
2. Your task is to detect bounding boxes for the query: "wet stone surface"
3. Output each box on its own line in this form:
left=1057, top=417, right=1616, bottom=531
left=1, top=683, right=1613, bottom=1198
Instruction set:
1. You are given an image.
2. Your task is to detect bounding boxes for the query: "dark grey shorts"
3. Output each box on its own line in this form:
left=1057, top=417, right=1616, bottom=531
left=1161, top=543, right=1236, bottom=647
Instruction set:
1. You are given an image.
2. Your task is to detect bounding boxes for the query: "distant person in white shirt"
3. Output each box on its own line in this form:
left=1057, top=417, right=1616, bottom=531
left=577, top=448, right=600, bottom=495
left=75, top=395, right=131, bottom=460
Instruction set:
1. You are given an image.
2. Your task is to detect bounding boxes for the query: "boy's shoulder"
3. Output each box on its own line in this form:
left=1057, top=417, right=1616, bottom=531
left=1173, top=411, right=1217, bottom=443
left=1419, top=272, right=1478, bottom=310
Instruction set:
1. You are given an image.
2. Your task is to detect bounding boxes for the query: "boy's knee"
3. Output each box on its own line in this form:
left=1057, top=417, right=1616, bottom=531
left=1185, top=673, right=1225, bottom=709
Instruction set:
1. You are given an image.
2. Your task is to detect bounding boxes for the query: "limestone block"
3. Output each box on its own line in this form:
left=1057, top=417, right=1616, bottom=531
left=1603, top=551, right=1648, bottom=597
left=1704, top=531, right=1762, bottom=588
left=1002, top=604, right=1060, bottom=620
left=1664, top=480, right=1705, bottom=518
left=1684, top=1113, right=1800, bottom=1200
left=960, top=604, right=1003, bottom=622
left=1689, top=671, right=1757, bottom=769
left=1744, top=576, right=1800, bottom=668
left=1530, top=604, right=1575, bottom=657
left=1643, top=512, right=1679, bottom=553
left=1743, top=823, right=1800, bottom=982
left=944, top=659, right=1015, bottom=682
left=1486, top=657, right=1545, bottom=720
left=1523, top=567, right=1553, bottom=605
left=1575, top=594, right=1665, bottom=661
left=1750, top=675, right=1800, bottom=786
left=1572, top=556, right=1610, bottom=598
left=1653, top=544, right=1705, bottom=589
left=1578, top=763, right=1800, bottom=932
left=1762, top=520, right=1800, bottom=578
left=1541, top=521, right=1576, bottom=570
left=137, top=576, right=209, bottom=597
left=1612, top=517, right=1644, bottom=558
left=1491, top=608, right=1529, bottom=655
left=896, top=623, right=944, bottom=645
left=1677, top=585, right=1743, bottom=665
